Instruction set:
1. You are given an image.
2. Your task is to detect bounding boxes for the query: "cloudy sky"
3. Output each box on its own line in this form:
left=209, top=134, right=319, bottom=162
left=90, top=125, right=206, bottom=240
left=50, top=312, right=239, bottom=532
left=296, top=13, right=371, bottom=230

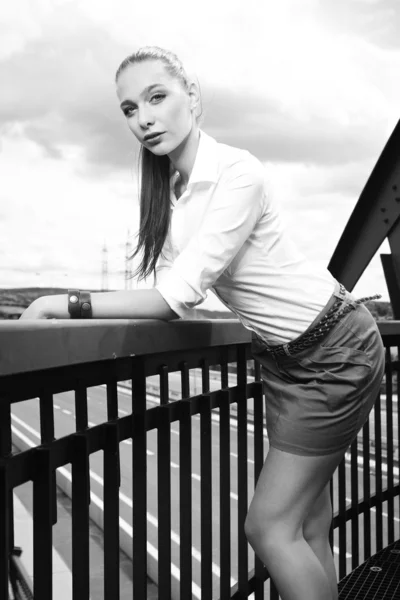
left=1, top=0, right=399, bottom=308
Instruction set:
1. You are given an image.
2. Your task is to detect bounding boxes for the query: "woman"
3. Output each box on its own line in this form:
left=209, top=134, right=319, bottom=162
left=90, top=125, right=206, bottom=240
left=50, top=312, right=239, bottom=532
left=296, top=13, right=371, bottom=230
left=22, top=46, right=385, bottom=600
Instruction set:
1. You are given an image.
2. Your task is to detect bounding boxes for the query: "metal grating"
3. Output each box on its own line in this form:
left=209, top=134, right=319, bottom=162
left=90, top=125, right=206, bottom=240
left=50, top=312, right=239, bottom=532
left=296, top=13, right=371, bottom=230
left=338, top=540, right=400, bottom=599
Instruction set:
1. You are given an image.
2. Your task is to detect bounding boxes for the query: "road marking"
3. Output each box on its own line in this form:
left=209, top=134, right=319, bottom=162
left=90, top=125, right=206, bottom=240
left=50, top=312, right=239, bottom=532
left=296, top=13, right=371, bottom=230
left=11, top=415, right=238, bottom=590
left=11, top=424, right=203, bottom=599
left=11, top=415, right=352, bottom=568
left=333, top=547, right=352, bottom=558
left=118, top=388, right=269, bottom=437
left=62, top=409, right=71, bottom=416
left=344, top=454, right=399, bottom=477
left=54, top=405, right=60, bottom=410
left=14, top=414, right=398, bottom=582
left=13, top=412, right=398, bottom=575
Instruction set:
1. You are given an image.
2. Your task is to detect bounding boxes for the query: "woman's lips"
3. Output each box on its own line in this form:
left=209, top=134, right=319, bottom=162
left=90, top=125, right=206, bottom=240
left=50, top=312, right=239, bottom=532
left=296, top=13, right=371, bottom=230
left=146, top=132, right=164, bottom=144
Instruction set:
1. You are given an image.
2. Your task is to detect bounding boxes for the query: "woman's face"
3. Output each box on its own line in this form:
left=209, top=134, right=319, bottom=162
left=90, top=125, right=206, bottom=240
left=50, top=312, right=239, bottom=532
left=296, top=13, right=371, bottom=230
left=116, top=60, right=195, bottom=155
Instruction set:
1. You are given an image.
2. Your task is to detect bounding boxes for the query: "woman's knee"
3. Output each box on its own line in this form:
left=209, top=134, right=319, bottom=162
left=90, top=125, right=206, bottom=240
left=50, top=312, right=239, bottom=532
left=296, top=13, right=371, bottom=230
left=244, top=511, right=300, bottom=549
left=244, top=517, right=280, bottom=555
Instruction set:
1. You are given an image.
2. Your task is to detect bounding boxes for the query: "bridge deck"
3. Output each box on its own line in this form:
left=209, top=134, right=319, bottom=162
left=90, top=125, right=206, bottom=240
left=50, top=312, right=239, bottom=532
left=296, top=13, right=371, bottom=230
left=338, top=540, right=400, bottom=599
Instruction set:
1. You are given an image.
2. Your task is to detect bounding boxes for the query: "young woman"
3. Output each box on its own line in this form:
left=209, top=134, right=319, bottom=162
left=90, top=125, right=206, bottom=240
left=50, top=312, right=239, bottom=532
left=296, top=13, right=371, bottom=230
left=21, top=46, right=386, bottom=600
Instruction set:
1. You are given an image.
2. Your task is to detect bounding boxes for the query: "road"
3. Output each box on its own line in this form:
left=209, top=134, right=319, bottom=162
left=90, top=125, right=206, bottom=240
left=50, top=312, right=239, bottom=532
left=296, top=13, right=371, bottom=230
left=11, top=372, right=400, bottom=599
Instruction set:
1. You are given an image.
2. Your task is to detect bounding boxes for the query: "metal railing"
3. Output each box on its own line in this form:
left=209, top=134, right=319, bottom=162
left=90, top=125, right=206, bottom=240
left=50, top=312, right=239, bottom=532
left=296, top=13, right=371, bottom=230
left=0, top=318, right=398, bottom=599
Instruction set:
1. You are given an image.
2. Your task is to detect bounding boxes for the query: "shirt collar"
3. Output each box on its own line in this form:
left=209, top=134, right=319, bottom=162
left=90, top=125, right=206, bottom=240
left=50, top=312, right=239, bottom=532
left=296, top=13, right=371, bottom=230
left=170, top=129, right=218, bottom=191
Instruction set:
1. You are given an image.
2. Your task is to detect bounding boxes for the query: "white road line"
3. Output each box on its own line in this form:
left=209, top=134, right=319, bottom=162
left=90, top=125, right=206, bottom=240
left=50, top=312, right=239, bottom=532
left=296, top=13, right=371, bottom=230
left=11, top=424, right=203, bottom=599
left=13, top=420, right=354, bottom=566
left=11, top=415, right=238, bottom=590
left=62, top=409, right=71, bottom=416
left=333, top=547, right=352, bottom=558
left=54, top=405, right=60, bottom=410
left=14, top=413, right=397, bottom=575
left=109, top=385, right=269, bottom=437
left=344, top=454, right=399, bottom=477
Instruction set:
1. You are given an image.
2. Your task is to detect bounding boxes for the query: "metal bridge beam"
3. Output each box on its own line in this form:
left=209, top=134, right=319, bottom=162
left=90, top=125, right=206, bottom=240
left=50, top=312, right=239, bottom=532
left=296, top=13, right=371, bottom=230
left=328, top=120, right=400, bottom=293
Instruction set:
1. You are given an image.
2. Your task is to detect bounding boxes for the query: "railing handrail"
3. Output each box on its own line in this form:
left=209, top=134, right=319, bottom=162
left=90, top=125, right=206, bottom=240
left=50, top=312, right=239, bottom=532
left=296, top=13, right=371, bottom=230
left=0, top=318, right=249, bottom=377
left=1, top=317, right=396, bottom=378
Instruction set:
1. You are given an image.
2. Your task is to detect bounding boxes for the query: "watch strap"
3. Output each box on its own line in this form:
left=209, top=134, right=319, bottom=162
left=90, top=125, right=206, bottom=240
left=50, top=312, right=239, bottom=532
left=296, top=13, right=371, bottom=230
left=79, top=291, right=92, bottom=318
left=68, top=289, right=92, bottom=319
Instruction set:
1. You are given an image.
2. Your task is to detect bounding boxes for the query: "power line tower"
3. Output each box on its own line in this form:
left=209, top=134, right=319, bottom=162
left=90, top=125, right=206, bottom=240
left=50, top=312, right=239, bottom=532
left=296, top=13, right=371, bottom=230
left=125, top=229, right=133, bottom=289
left=101, top=240, right=109, bottom=291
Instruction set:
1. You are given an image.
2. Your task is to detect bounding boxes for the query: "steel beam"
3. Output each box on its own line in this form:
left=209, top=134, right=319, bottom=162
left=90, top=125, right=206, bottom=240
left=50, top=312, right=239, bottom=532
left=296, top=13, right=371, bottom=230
left=328, top=120, right=400, bottom=291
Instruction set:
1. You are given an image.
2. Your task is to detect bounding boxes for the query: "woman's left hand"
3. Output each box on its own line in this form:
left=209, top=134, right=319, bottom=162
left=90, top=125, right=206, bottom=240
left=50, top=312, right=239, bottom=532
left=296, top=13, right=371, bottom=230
left=19, top=298, right=49, bottom=319
left=19, top=294, right=69, bottom=320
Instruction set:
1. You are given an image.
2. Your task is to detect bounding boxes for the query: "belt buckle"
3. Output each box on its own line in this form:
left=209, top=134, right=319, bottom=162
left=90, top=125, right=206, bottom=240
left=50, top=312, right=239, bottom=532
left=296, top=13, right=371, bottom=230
left=333, top=282, right=346, bottom=301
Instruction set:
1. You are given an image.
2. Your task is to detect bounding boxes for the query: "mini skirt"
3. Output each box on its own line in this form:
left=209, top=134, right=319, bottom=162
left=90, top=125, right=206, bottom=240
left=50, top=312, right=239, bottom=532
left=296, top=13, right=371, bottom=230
left=251, top=280, right=386, bottom=456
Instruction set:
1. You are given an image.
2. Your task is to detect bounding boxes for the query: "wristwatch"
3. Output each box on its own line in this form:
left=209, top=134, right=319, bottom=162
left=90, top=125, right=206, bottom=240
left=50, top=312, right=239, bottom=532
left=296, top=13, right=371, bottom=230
left=68, top=289, right=93, bottom=319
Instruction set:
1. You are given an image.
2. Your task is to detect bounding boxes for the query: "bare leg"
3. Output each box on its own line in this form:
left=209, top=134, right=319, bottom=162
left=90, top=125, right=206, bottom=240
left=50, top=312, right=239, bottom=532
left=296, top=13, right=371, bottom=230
left=244, top=446, right=346, bottom=600
left=306, top=537, right=338, bottom=600
left=303, top=483, right=338, bottom=600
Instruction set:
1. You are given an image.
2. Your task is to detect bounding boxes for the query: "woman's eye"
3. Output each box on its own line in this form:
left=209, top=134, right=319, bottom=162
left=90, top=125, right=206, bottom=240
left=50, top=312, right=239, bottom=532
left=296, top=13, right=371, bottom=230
left=122, top=94, right=165, bottom=117
left=151, top=94, right=165, bottom=103
left=123, top=106, right=136, bottom=117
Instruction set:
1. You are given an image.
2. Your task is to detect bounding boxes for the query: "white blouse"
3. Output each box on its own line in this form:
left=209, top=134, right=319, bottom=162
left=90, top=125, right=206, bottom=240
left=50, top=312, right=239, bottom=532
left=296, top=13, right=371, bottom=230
left=155, top=129, right=336, bottom=346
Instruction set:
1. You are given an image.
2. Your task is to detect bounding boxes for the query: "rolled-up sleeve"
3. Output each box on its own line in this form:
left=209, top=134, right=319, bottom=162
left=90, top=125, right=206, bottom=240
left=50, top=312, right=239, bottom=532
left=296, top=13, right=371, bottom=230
left=155, top=157, right=265, bottom=318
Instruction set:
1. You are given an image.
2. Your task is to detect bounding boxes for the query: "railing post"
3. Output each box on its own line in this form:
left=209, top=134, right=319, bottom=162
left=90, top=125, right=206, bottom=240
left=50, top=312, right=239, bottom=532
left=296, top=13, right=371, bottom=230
left=72, top=432, right=90, bottom=600
left=0, top=397, right=12, bottom=600
left=179, top=393, right=193, bottom=599
left=33, top=446, right=53, bottom=600
left=131, top=357, right=147, bottom=600
left=157, top=365, right=172, bottom=599
left=0, top=461, right=10, bottom=600
left=237, top=346, right=248, bottom=598
left=104, top=421, right=120, bottom=599
left=200, top=390, right=213, bottom=599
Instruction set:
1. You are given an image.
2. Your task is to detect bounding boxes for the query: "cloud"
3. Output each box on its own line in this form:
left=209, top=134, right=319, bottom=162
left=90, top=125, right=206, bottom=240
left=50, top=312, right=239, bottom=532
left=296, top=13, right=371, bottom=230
left=0, top=0, right=398, bottom=180
left=320, top=0, right=400, bottom=50
left=0, top=9, right=136, bottom=175
left=0, top=0, right=398, bottom=298
left=206, top=91, right=389, bottom=166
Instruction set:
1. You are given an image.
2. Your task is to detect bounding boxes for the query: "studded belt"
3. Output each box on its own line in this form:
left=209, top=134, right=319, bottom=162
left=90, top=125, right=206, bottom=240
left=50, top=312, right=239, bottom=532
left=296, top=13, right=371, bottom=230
left=267, top=283, right=381, bottom=359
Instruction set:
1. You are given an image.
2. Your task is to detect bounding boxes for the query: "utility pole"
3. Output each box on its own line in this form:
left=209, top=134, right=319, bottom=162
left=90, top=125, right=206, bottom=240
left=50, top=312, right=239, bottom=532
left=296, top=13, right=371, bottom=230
left=101, top=240, right=108, bottom=291
left=125, top=230, right=133, bottom=290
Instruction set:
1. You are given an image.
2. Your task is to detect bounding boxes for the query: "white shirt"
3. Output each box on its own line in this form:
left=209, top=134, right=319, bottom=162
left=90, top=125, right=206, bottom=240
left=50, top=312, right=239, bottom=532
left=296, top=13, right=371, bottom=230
left=155, top=129, right=336, bottom=346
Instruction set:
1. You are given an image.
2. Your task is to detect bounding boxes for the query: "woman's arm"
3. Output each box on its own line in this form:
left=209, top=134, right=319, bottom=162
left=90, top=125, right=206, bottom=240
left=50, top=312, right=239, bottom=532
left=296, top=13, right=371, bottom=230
left=20, top=289, right=179, bottom=321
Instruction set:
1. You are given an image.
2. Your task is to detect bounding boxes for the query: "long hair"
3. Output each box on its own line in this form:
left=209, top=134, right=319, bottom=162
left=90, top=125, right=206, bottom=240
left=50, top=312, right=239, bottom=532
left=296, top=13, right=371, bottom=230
left=115, top=46, right=202, bottom=281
